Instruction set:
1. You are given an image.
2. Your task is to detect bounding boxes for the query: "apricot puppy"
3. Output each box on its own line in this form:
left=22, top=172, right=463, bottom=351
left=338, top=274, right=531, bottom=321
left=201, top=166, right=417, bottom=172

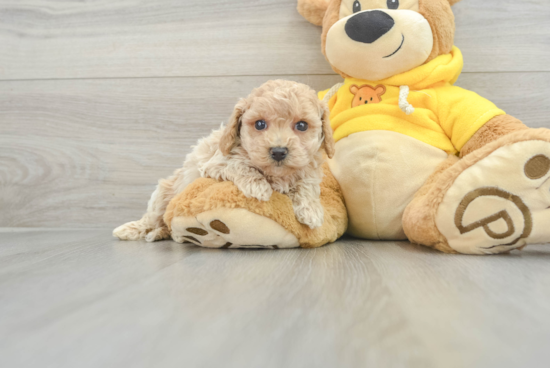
left=113, top=80, right=335, bottom=242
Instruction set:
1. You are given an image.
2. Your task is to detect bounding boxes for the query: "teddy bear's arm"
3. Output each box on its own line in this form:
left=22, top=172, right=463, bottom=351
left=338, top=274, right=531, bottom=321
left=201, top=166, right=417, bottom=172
left=460, top=115, right=528, bottom=157
left=435, top=85, right=511, bottom=152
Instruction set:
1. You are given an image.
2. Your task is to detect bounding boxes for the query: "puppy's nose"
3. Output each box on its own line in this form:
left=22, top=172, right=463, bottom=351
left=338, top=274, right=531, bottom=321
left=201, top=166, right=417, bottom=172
left=270, top=147, right=288, bottom=162
left=345, top=10, right=395, bottom=44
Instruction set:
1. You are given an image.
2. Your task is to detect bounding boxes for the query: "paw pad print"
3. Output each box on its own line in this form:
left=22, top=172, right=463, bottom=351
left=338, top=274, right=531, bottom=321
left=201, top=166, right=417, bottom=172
left=524, top=155, right=550, bottom=180
left=177, top=220, right=233, bottom=248
left=209, top=220, right=230, bottom=234
left=169, top=209, right=300, bottom=249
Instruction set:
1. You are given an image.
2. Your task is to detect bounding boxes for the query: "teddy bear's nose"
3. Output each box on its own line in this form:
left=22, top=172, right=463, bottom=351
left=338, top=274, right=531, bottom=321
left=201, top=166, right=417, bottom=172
left=345, top=10, right=395, bottom=44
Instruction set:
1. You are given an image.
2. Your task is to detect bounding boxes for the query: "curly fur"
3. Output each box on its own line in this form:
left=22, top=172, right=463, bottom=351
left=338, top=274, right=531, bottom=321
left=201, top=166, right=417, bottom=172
left=113, top=80, right=335, bottom=242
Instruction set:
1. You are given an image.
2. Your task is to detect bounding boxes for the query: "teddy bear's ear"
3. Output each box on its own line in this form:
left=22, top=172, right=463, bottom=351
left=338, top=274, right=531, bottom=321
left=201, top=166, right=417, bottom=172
left=297, top=0, right=331, bottom=26
left=349, top=85, right=359, bottom=95
left=448, top=0, right=462, bottom=5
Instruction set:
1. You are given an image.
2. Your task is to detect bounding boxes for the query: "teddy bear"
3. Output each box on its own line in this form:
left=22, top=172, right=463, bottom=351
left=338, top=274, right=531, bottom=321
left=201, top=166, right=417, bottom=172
left=163, top=0, right=550, bottom=255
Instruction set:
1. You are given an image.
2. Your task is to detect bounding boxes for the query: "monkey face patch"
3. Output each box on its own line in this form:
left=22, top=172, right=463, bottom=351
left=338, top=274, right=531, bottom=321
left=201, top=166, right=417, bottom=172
left=350, top=84, right=386, bottom=108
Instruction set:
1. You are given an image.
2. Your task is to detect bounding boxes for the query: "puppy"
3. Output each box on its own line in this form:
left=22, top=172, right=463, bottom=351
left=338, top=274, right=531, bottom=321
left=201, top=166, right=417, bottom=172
left=113, top=80, right=335, bottom=243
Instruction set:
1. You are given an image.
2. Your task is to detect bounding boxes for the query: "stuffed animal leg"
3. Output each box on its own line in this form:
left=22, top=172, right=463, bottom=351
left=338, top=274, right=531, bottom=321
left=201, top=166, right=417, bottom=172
left=404, top=124, right=550, bottom=255
left=163, top=163, right=348, bottom=249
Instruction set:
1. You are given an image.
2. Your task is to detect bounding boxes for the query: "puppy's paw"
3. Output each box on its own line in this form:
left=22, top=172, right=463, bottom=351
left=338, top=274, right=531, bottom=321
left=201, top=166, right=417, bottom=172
left=238, top=178, right=273, bottom=202
left=113, top=221, right=149, bottom=241
left=145, top=227, right=171, bottom=242
left=294, top=202, right=324, bottom=229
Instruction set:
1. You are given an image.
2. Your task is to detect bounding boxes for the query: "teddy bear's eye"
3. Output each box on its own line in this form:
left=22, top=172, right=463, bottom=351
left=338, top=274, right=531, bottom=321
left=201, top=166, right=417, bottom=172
left=387, top=0, right=399, bottom=9
left=352, top=0, right=361, bottom=13
left=255, top=120, right=267, bottom=130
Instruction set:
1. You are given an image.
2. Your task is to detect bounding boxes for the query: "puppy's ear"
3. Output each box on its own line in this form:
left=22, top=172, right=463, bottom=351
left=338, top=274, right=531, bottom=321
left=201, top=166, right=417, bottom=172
left=448, top=0, right=462, bottom=5
left=320, top=102, right=335, bottom=159
left=297, top=0, right=330, bottom=26
left=220, top=98, right=247, bottom=156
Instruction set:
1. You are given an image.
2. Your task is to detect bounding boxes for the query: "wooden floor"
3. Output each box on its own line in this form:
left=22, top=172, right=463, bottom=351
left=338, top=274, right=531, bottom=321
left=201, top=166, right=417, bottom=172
left=1, top=230, right=549, bottom=368
left=2, top=0, right=550, bottom=366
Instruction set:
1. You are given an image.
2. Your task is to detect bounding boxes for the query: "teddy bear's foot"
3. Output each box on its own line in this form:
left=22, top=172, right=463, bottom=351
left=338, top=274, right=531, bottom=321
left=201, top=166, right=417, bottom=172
left=405, top=129, right=550, bottom=255
left=170, top=208, right=300, bottom=249
left=437, top=137, right=550, bottom=254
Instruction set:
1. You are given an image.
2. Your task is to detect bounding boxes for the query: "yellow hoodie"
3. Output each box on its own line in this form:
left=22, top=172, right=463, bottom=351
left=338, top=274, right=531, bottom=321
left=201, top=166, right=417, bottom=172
left=319, top=47, right=505, bottom=154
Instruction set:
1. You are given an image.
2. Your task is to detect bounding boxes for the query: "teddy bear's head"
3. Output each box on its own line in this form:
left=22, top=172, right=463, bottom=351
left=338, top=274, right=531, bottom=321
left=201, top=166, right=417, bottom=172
left=298, top=0, right=461, bottom=80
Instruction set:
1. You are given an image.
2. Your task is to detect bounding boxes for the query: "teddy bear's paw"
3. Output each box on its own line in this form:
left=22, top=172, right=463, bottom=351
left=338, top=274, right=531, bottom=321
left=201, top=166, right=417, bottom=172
left=294, top=202, right=325, bottom=229
left=113, top=220, right=149, bottom=241
left=170, top=208, right=300, bottom=249
left=436, top=138, right=550, bottom=254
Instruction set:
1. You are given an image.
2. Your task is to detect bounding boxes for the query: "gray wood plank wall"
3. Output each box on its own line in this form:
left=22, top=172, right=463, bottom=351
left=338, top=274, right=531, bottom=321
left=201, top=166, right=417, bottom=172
left=1, top=0, right=549, bottom=228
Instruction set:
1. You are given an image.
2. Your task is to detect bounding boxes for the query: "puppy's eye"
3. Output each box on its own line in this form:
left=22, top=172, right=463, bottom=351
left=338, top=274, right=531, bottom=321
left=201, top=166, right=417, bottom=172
left=352, top=0, right=361, bottom=13
left=295, top=121, right=308, bottom=132
left=387, top=0, right=399, bottom=9
left=255, top=120, right=267, bottom=131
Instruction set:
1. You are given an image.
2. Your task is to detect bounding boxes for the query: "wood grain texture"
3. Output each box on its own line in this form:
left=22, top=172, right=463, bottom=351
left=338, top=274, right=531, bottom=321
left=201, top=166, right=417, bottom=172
left=0, top=0, right=549, bottom=81
left=1, top=73, right=549, bottom=228
left=0, top=231, right=549, bottom=368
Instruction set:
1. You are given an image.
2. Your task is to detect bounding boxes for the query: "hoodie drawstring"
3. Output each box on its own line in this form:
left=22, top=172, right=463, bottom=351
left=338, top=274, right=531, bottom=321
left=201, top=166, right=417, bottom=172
left=399, top=85, right=415, bottom=115
left=322, top=83, right=344, bottom=105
